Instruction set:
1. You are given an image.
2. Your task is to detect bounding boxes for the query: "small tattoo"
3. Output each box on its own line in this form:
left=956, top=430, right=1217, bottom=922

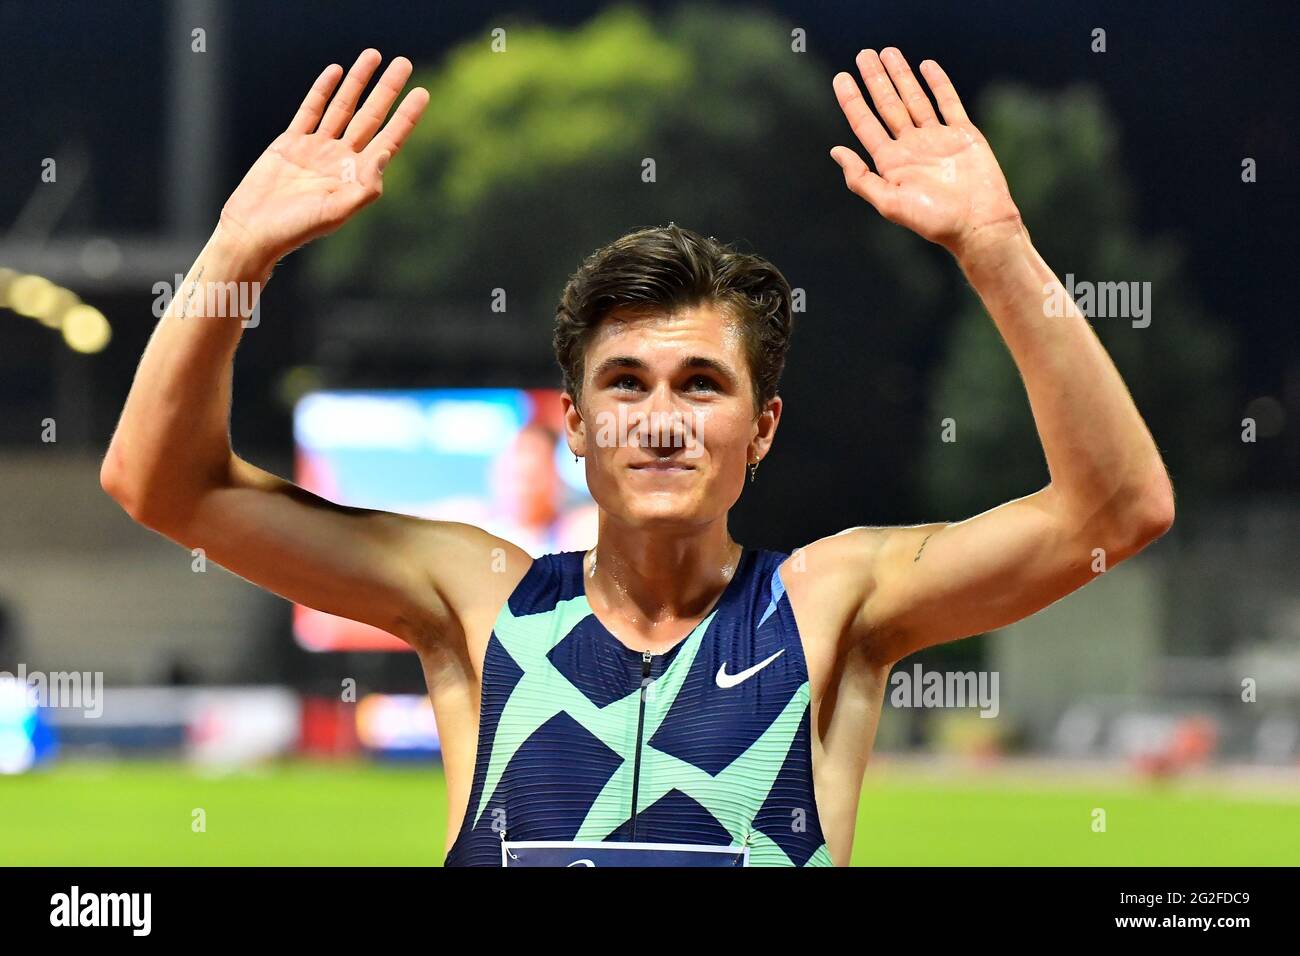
left=913, top=533, right=933, bottom=563
left=179, top=264, right=205, bottom=318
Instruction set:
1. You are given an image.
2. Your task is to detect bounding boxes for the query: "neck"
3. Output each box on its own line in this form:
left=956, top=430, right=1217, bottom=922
left=583, top=515, right=743, bottom=635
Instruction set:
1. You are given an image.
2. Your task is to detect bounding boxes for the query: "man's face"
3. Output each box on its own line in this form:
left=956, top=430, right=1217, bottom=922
left=562, top=303, right=781, bottom=531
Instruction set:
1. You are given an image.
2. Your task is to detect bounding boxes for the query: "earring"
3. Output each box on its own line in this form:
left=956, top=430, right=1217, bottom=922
left=749, top=457, right=760, bottom=483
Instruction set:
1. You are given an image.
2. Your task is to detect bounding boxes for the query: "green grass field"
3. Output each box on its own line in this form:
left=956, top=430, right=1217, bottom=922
left=2, top=759, right=1297, bottom=865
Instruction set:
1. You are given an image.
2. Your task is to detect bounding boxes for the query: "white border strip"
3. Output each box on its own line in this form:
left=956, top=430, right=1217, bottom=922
left=502, top=840, right=750, bottom=867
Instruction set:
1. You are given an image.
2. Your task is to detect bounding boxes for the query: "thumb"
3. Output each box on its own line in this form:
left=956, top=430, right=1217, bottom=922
left=830, top=146, right=893, bottom=213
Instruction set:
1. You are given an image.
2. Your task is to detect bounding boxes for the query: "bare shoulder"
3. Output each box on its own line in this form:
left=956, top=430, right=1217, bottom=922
left=395, top=519, right=535, bottom=653
left=778, top=525, right=942, bottom=674
left=777, top=528, right=887, bottom=681
left=779, top=527, right=890, bottom=626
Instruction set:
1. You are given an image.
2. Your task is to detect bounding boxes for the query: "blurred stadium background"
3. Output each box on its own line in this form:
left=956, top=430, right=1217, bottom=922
left=0, top=0, right=1296, bottom=865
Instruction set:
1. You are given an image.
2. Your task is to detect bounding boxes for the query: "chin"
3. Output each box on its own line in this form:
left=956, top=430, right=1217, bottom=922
left=620, top=492, right=711, bottom=530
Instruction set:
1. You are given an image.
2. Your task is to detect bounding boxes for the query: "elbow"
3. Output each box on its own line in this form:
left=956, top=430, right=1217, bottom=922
left=101, top=445, right=229, bottom=535
left=100, top=447, right=136, bottom=515
left=1100, top=471, right=1176, bottom=558
left=99, top=446, right=166, bottom=530
left=1138, top=479, right=1176, bottom=543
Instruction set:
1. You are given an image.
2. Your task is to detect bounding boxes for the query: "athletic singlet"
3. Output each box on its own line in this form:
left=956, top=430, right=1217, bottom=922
left=443, top=547, right=833, bottom=866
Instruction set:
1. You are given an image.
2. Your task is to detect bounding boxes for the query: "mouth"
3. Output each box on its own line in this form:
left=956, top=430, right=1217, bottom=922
left=628, top=459, right=695, bottom=473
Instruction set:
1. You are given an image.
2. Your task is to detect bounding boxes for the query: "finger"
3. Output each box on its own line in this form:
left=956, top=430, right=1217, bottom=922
left=364, top=86, right=430, bottom=161
left=855, top=49, right=912, bottom=137
left=880, top=47, right=939, bottom=127
left=830, top=146, right=895, bottom=216
left=287, top=63, right=343, bottom=134
left=919, top=59, right=969, bottom=125
left=832, top=72, right=890, bottom=159
left=343, top=55, right=414, bottom=149
left=317, top=48, right=383, bottom=138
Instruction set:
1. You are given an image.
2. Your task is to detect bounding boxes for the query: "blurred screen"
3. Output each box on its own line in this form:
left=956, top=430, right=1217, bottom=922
left=292, top=388, right=598, bottom=651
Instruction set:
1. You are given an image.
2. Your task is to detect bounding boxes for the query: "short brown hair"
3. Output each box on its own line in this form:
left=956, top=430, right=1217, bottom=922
left=553, top=224, right=794, bottom=415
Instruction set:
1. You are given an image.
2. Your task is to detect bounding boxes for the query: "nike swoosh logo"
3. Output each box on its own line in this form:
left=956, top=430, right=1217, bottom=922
left=715, top=650, right=784, bottom=689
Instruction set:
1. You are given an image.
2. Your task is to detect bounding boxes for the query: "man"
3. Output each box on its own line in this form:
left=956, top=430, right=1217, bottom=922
left=101, top=47, right=1174, bottom=866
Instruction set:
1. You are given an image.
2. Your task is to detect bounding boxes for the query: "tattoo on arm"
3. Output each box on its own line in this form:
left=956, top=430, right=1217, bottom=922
left=913, top=533, right=933, bottom=563
left=179, top=264, right=205, bottom=319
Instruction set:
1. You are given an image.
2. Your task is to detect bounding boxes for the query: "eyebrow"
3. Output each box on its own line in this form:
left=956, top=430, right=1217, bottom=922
left=591, top=355, right=740, bottom=387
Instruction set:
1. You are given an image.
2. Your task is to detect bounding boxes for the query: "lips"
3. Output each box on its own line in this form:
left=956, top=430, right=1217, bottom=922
left=629, top=460, right=694, bottom=471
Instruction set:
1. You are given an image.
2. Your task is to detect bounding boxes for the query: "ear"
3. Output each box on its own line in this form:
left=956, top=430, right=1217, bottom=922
left=560, top=391, right=586, bottom=457
left=750, top=395, right=782, bottom=463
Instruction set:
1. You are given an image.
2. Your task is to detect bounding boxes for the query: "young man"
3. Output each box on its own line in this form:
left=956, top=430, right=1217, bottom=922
left=101, top=48, right=1173, bottom=866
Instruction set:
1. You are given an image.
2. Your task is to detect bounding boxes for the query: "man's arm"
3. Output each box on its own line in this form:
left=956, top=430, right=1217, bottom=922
left=818, top=48, right=1173, bottom=665
left=101, top=50, right=531, bottom=649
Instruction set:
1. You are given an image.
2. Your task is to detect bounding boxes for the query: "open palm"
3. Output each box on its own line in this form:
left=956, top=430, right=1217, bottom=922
left=830, top=48, right=1022, bottom=255
left=220, top=49, right=429, bottom=261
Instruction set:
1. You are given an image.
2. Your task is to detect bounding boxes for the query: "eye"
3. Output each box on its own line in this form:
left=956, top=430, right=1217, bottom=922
left=611, top=374, right=642, bottom=391
left=685, top=374, right=719, bottom=392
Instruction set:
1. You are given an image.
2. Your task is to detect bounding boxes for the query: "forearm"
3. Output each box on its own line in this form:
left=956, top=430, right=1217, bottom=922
left=102, top=223, right=277, bottom=524
left=955, top=226, right=1173, bottom=540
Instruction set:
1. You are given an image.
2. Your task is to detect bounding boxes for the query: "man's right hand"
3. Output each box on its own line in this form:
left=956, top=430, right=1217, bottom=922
left=101, top=48, right=532, bottom=660
left=219, top=49, right=429, bottom=262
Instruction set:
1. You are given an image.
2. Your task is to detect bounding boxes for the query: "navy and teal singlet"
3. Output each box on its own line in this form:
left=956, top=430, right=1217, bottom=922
left=444, top=547, right=833, bottom=867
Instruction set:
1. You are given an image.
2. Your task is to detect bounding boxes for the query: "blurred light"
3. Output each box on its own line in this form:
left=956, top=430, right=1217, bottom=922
left=0, top=678, right=38, bottom=775
left=7, top=273, right=59, bottom=319
left=1243, top=396, right=1285, bottom=438
left=1, top=267, right=114, bottom=353
left=62, top=304, right=111, bottom=353
left=295, top=393, right=427, bottom=450
left=40, top=288, right=81, bottom=329
left=426, top=400, right=520, bottom=454
left=79, top=237, right=124, bottom=279
left=186, top=687, right=300, bottom=767
left=356, top=693, right=440, bottom=754
left=276, top=365, right=323, bottom=410
left=0, top=731, right=35, bottom=775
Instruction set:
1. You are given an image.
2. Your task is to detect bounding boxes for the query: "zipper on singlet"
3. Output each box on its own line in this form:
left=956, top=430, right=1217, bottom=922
left=628, top=649, right=653, bottom=841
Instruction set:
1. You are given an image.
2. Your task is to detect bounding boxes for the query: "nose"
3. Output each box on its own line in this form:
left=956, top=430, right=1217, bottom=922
left=636, top=382, right=695, bottom=458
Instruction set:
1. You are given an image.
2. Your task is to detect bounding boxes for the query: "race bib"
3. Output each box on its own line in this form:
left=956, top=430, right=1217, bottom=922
left=502, top=840, right=749, bottom=867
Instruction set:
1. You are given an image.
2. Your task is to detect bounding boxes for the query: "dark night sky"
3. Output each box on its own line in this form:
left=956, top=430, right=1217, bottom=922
left=4, top=0, right=1295, bottom=319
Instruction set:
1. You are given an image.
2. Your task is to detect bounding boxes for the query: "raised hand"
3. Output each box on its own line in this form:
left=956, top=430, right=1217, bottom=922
left=830, top=48, right=1022, bottom=257
left=219, top=49, right=429, bottom=261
